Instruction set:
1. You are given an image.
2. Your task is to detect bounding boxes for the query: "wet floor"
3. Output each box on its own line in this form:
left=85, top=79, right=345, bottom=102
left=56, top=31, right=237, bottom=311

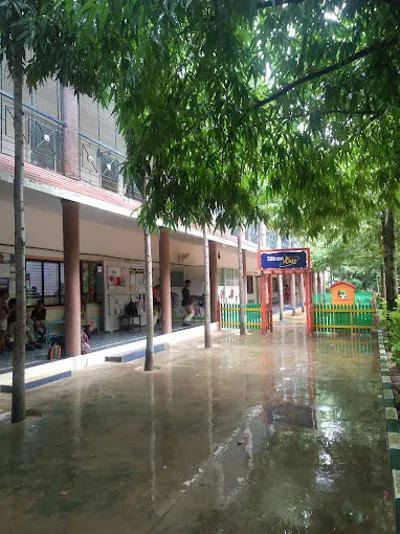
left=0, top=316, right=395, bottom=533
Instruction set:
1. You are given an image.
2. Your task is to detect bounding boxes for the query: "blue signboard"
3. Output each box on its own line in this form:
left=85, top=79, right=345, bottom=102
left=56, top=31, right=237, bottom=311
left=260, top=250, right=308, bottom=270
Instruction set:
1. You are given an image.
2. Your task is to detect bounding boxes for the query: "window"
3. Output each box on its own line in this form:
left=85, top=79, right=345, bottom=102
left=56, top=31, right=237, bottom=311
left=247, top=275, right=254, bottom=295
left=81, top=261, right=103, bottom=302
left=226, top=268, right=239, bottom=286
left=171, top=271, right=184, bottom=288
left=26, top=260, right=64, bottom=306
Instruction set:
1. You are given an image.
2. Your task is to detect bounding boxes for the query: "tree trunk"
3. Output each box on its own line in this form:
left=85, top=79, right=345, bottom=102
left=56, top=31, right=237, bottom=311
left=314, top=272, right=318, bottom=296
left=238, top=228, right=246, bottom=335
left=276, top=235, right=284, bottom=320
left=203, top=228, right=211, bottom=349
left=319, top=272, right=325, bottom=295
left=291, top=273, right=296, bottom=316
left=382, top=209, right=397, bottom=311
left=381, top=264, right=387, bottom=300
left=11, top=47, right=26, bottom=424
left=143, top=177, right=154, bottom=371
left=299, top=273, right=305, bottom=313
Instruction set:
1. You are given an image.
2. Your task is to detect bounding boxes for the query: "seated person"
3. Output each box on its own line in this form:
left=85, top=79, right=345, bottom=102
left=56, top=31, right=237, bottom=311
left=30, top=300, right=47, bottom=341
left=81, top=299, right=91, bottom=335
left=81, top=330, right=91, bottom=355
left=8, top=299, right=41, bottom=351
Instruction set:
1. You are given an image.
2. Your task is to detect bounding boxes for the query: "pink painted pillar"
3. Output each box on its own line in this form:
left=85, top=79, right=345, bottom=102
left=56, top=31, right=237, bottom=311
left=159, top=228, right=172, bottom=334
left=62, top=200, right=81, bottom=357
left=63, top=87, right=80, bottom=179
left=209, top=241, right=218, bottom=323
left=242, top=249, right=247, bottom=303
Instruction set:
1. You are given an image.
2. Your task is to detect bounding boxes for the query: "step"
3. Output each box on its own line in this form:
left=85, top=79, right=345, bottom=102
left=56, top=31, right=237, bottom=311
left=0, top=370, right=72, bottom=393
left=105, top=344, right=166, bottom=363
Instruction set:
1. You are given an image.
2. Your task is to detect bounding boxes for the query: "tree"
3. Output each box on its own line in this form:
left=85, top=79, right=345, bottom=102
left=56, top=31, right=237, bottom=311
left=237, top=227, right=246, bottom=335
left=203, top=227, right=212, bottom=348
left=1, top=1, right=34, bottom=422
left=310, top=218, right=384, bottom=291
left=381, top=210, right=398, bottom=310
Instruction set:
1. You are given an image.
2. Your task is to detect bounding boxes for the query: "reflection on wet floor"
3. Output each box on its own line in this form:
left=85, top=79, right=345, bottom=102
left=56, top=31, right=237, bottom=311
left=0, top=315, right=395, bottom=533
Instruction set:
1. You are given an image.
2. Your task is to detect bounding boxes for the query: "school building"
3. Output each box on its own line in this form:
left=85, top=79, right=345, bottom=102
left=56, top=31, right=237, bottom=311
left=0, top=59, right=323, bottom=359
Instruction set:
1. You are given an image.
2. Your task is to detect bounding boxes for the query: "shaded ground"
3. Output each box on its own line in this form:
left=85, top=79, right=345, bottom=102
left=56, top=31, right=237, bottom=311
left=0, top=316, right=395, bottom=533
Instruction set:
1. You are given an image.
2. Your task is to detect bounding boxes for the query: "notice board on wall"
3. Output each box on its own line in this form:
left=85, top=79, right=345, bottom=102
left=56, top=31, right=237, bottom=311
left=129, top=268, right=145, bottom=294
left=107, top=266, right=127, bottom=289
left=190, top=280, right=205, bottom=296
left=109, top=294, right=126, bottom=316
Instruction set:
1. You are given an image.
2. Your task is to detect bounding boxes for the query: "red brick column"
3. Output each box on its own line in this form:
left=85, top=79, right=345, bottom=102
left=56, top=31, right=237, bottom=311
left=209, top=241, right=218, bottom=322
left=159, top=228, right=172, bottom=334
left=62, top=200, right=81, bottom=357
left=63, top=87, right=80, bottom=179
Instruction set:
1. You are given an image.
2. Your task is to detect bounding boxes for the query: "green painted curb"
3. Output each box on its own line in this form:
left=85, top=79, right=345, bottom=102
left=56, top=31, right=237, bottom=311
left=378, top=329, right=400, bottom=533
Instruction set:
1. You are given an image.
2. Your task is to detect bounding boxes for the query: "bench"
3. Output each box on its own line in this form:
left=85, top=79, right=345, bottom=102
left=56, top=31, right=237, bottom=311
left=46, top=316, right=101, bottom=344
left=119, top=314, right=143, bottom=331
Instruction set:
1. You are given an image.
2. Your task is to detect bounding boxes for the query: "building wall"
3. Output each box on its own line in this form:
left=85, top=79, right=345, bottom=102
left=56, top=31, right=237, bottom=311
left=0, top=193, right=260, bottom=331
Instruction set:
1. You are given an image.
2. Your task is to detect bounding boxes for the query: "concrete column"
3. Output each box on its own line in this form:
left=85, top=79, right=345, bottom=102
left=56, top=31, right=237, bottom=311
left=159, top=228, right=172, bottom=334
left=242, top=249, right=247, bottom=304
left=291, top=273, right=296, bottom=316
left=209, top=241, right=218, bottom=323
left=62, top=200, right=81, bottom=357
left=63, top=87, right=80, bottom=179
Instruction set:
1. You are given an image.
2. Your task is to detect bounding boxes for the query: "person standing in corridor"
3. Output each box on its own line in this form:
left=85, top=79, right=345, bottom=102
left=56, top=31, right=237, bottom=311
left=182, top=280, right=195, bottom=327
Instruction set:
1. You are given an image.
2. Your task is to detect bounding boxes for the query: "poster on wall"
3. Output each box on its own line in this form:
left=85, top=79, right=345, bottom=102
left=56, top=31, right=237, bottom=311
left=130, top=293, right=146, bottom=314
left=0, top=277, right=9, bottom=292
left=0, top=252, right=14, bottom=265
left=108, top=266, right=127, bottom=289
left=109, top=294, right=126, bottom=316
left=129, top=268, right=145, bottom=294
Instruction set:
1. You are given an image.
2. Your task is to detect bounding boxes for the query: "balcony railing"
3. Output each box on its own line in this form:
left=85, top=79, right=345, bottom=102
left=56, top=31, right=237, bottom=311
left=78, top=133, right=142, bottom=201
left=0, top=90, right=65, bottom=173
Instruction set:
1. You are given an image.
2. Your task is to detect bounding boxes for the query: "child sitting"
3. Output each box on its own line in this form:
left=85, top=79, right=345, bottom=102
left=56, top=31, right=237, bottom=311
left=81, top=330, right=91, bottom=355
left=30, top=300, right=47, bottom=342
left=7, top=298, right=41, bottom=351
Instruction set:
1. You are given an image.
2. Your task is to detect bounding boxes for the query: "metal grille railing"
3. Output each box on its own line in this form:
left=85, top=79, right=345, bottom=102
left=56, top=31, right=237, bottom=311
left=79, top=133, right=126, bottom=194
left=0, top=90, right=65, bottom=173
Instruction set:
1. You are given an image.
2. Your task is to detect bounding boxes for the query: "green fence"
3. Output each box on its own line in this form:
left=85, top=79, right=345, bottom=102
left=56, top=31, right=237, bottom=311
left=313, top=292, right=374, bottom=305
left=313, top=303, right=376, bottom=333
left=219, top=303, right=266, bottom=331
